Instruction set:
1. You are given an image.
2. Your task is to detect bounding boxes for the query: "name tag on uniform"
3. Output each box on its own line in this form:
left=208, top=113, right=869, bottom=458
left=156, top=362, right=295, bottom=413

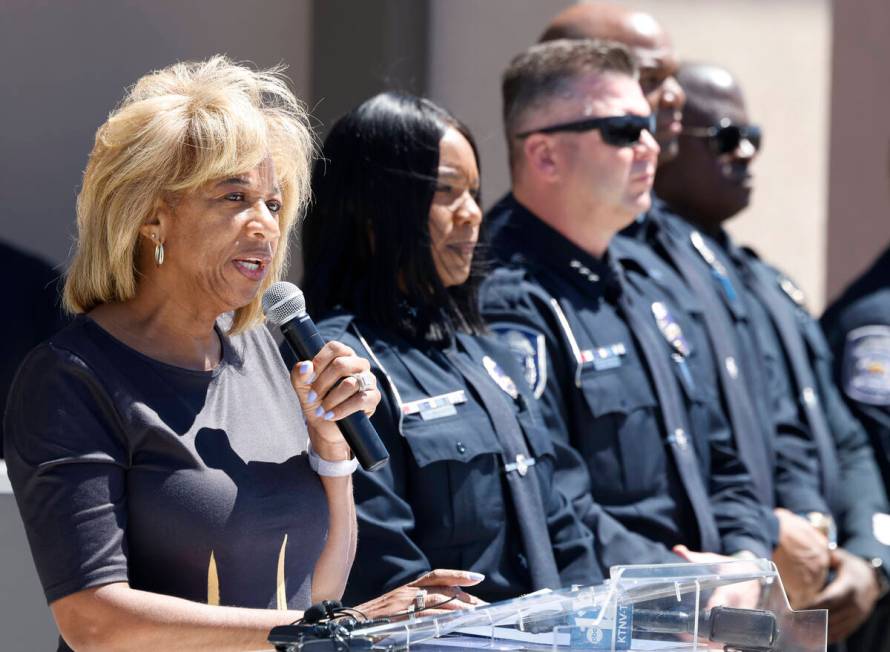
left=402, top=390, right=467, bottom=421
left=580, top=343, right=627, bottom=371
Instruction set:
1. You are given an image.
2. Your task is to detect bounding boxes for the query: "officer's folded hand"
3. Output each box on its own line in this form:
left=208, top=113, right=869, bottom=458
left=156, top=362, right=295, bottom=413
left=772, top=508, right=830, bottom=609
left=806, top=548, right=880, bottom=643
left=353, top=569, right=487, bottom=620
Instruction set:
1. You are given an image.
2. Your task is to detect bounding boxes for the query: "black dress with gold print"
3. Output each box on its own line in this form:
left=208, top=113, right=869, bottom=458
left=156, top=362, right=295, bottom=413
left=4, top=315, right=326, bottom=651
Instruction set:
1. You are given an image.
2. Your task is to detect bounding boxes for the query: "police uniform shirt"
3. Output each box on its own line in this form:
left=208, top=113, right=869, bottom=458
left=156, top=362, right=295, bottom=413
left=288, top=312, right=602, bottom=606
left=732, top=246, right=890, bottom=571
left=625, top=203, right=829, bottom=518
left=610, top=230, right=781, bottom=548
left=825, top=246, right=890, bottom=551
left=823, top=246, right=890, bottom=501
left=623, top=202, right=778, bottom=504
left=480, top=194, right=771, bottom=565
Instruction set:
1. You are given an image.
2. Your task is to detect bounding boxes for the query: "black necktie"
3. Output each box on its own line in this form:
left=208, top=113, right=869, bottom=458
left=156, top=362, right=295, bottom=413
left=742, top=259, right=839, bottom=505
left=654, top=227, right=774, bottom=506
left=610, top=265, right=722, bottom=553
left=445, top=344, right=562, bottom=591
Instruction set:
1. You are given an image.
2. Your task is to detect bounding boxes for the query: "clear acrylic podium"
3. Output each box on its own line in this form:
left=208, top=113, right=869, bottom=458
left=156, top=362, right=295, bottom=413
left=349, top=559, right=827, bottom=651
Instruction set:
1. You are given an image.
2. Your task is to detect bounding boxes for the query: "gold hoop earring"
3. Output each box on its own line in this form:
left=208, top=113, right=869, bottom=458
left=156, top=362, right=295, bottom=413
left=155, top=241, right=165, bottom=266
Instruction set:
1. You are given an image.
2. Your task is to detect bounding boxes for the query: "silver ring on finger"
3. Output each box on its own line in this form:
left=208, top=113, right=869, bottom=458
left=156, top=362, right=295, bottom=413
left=354, top=370, right=375, bottom=393
left=414, top=588, right=427, bottom=612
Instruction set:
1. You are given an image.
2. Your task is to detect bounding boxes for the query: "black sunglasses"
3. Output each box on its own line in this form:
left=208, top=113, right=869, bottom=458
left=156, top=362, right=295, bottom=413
left=682, top=118, right=762, bottom=155
left=515, top=114, right=656, bottom=148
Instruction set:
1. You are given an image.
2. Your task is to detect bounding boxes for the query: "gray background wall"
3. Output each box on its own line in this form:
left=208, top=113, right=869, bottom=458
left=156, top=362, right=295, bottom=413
left=0, top=0, right=886, bottom=649
left=0, top=0, right=312, bottom=278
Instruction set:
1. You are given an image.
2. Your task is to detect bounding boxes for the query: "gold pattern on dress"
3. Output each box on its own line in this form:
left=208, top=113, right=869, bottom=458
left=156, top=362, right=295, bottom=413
left=276, top=534, right=288, bottom=610
left=207, top=550, right=220, bottom=606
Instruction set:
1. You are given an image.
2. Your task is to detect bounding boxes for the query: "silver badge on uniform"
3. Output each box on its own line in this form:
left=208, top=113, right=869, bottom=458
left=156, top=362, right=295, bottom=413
left=651, top=301, right=691, bottom=357
left=843, top=325, right=890, bottom=406
left=490, top=325, right=547, bottom=398
left=778, top=274, right=807, bottom=308
left=690, top=230, right=726, bottom=275
left=482, top=355, right=519, bottom=399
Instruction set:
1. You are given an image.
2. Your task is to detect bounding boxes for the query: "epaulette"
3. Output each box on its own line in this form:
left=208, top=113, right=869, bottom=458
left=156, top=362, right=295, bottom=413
left=742, top=246, right=808, bottom=308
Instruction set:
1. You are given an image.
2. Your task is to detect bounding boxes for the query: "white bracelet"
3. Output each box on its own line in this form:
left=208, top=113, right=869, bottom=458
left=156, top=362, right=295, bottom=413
left=307, top=441, right=359, bottom=477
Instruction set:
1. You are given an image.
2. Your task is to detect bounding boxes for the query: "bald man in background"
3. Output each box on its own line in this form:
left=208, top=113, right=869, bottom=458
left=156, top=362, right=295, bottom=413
left=539, top=0, right=846, bottom=623
left=656, top=61, right=890, bottom=650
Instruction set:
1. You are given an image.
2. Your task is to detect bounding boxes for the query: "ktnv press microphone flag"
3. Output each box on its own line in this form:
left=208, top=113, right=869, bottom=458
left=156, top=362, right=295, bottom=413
left=263, top=282, right=389, bottom=471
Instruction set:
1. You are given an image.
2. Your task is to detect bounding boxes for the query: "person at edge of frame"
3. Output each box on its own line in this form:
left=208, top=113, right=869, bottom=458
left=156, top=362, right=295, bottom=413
left=654, top=62, right=890, bottom=649
left=479, top=38, right=772, bottom=591
left=286, top=91, right=604, bottom=607
left=820, top=124, right=890, bottom=652
left=540, top=0, right=838, bottom=620
left=0, top=240, right=68, bottom=456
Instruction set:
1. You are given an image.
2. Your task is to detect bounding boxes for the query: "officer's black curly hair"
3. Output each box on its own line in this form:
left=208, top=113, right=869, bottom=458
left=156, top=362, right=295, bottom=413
left=301, top=91, right=486, bottom=342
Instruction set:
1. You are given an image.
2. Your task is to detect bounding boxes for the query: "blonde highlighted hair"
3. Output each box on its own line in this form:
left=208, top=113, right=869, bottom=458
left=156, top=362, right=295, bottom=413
left=64, top=55, right=314, bottom=333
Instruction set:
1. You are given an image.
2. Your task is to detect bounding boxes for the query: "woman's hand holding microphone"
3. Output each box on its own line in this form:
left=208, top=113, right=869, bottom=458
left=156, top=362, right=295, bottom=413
left=290, top=341, right=380, bottom=466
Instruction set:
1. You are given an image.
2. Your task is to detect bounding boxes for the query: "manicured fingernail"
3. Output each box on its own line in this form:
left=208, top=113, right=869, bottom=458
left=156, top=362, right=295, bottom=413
left=467, top=572, right=485, bottom=581
left=323, top=411, right=335, bottom=421
left=307, top=390, right=318, bottom=403
left=298, top=361, right=311, bottom=375
left=315, top=406, right=325, bottom=417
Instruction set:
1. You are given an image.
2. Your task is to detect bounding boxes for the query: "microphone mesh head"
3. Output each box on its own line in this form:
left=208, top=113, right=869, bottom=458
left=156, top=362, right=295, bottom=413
left=262, top=281, right=306, bottom=325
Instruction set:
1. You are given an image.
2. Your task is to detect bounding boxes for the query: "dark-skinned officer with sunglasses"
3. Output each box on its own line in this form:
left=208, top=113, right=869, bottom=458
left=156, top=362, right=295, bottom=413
left=537, top=0, right=846, bottom=622
left=653, top=62, right=890, bottom=651
left=480, top=40, right=772, bottom=589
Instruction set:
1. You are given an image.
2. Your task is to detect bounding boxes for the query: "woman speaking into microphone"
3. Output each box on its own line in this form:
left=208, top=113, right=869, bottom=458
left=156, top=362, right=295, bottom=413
left=297, top=92, right=602, bottom=607
left=3, top=58, right=478, bottom=652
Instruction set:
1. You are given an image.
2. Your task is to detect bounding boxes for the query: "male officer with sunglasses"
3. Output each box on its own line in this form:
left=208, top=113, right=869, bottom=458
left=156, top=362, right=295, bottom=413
left=537, top=0, right=847, bottom=617
left=655, top=62, right=890, bottom=650
left=480, top=39, right=771, bottom=576
left=540, top=2, right=685, bottom=166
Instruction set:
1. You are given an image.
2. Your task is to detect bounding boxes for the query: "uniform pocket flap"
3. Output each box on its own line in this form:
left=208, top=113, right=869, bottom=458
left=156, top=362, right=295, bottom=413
left=579, top=367, right=658, bottom=418
left=402, top=411, right=502, bottom=468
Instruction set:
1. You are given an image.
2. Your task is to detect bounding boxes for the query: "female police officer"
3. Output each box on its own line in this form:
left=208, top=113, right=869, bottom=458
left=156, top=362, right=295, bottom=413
left=296, top=92, right=602, bottom=606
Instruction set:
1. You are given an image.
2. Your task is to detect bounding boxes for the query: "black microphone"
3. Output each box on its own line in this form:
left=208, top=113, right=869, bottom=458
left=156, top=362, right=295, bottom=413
left=263, top=281, right=389, bottom=472
left=634, top=606, right=777, bottom=650
left=524, top=606, right=777, bottom=650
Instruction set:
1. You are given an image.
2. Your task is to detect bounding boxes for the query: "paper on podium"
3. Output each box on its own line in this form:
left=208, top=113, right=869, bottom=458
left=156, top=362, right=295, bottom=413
left=349, top=559, right=827, bottom=651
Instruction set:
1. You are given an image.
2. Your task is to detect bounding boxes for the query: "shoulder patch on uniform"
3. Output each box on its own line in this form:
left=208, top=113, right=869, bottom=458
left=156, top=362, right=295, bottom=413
left=489, top=323, right=547, bottom=398
left=843, top=325, right=890, bottom=405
